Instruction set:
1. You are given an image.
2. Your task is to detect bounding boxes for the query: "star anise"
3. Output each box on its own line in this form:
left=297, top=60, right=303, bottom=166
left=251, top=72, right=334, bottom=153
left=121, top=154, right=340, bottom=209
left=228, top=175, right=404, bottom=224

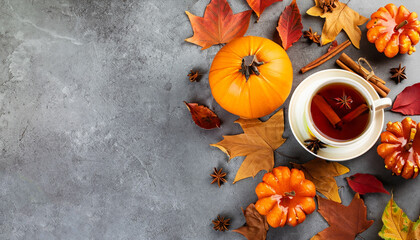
left=188, top=70, right=201, bottom=82
left=334, top=92, right=353, bottom=109
left=303, top=28, right=321, bottom=44
left=319, top=0, right=338, bottom=13
left=390, top=64, right=407, bottom=84
left=212, top=215, right=230, bottom=232
left=210, top=168, right=227, bottom=187
left=304, top=139, right=327, bottom=154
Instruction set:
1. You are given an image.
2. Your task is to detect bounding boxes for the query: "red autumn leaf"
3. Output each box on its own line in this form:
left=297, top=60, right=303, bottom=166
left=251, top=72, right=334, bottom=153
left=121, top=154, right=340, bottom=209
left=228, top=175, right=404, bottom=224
left=392, top=83, right=420, bottom=115
left=184, top=102, right=221, bottom=129
left=276, top=0, right=303, bottom=50
left=312, top=194, right=374, bottom=240
left=327, top=40, right=338, bottom=52
left=246, top=0, right=283, bottom=20
left=346, top=173, right=390, bottom=195
left=185, top=0, right=252, bottom=50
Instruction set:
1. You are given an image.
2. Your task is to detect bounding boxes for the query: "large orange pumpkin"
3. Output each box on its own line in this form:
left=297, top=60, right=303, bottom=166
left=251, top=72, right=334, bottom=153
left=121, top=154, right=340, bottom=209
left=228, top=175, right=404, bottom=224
left=209, top=36, right=293, bottom=119
left=377, top=118, right=420, bottom=179
left=367, top=4, right=420, bottom=58
left=255, top=166, right=316, bottom=228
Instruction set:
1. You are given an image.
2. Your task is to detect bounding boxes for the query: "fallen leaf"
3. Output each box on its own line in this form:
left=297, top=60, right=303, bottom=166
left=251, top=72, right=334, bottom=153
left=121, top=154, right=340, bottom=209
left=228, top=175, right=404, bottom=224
left=327, top=40, right=338, bottom=52
left=276, top=0, right=303, bottom=50
left=211, top=109, right=286, bottom=183
left=307, top=0, right=368, bottom=48
left=391, top=83, right=420, bottom=116
left=346, top=173, right=389, bottom=195
left=185, top=0, right=252, bottom=50
left=246, top=0, right=283, bottom=20
left=291, top=158, right=349, bottom=203
left=233, top=204, right=269, bottom=240
left=379, top=195, right=420, bottom=240
left=184, top=102, right=221, bottom=129
left=311, top=194, right=374, bottom=240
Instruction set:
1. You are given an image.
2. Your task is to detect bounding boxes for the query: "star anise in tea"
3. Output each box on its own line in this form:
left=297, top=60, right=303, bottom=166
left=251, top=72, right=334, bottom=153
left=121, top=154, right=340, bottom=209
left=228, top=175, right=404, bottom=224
left=319, top=0, right=338, bottom=13
left=212, top=215, right=230, bottom=231
left=210, top=168, right=227, bottom=187
left=304, top=139, right=327, bottom=154
left=390, top=64, right=407, bottom=84
left=303, top=28, right=321, bottom=44
left=334, top=92, right=353, bottom=109
left=188, top=69, right=201, bottom=82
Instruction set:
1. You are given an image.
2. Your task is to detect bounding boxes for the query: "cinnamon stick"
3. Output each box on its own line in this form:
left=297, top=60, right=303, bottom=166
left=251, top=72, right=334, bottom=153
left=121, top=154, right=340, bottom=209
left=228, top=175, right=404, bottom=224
left=336, top=59, right=355, bottom=73
left=338, top=53, right=390, bottom=97
left=342, top=104, right=369, bottom=123
left=300, top=40, right=351, bottom=74
left=336, top=59, right=388, bottom=98
left=312, top=94, right=341, bottom=128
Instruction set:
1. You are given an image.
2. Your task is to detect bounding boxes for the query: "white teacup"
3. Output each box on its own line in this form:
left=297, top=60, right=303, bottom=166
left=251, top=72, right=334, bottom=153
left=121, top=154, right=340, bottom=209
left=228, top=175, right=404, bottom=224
left=304, top=77, right=392, bottom=147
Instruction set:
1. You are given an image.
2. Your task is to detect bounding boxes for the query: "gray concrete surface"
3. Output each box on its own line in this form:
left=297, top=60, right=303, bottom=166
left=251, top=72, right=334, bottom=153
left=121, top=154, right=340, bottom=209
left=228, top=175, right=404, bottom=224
left=0, top=0, right=419, bottom=239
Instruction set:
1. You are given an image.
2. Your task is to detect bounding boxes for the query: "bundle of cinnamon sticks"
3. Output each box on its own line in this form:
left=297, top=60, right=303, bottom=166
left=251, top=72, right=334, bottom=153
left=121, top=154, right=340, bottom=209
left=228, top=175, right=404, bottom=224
left=337, top=53, right=390, bottom=97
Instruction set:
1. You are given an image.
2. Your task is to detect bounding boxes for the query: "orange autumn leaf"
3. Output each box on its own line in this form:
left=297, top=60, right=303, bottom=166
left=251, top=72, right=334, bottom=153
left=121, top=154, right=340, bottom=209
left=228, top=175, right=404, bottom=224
left=184, top=102, right=221, bottom=129
left=185, top=0, right=252, bottom=50
left=291, top=158, right=349, bottom=203
left=211, top=109, right=286, bottom=183
left=307, top=0, right=368, bottom=48
left=276, top=0, right=303, bottom=50
left=233, top=204, right=269, bottom=240
left=246, top=0, right=283, bottom=20
left=311, top=194, right=374, bottom=240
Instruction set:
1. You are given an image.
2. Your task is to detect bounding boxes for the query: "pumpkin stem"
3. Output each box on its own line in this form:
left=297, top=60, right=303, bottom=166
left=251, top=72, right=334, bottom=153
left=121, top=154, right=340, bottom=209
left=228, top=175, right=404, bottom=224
left=404, top=128, right=416, bottom=151
left=395, top=20, right=409, bottom=31
left=284, top=191, right=296, bottom=197
left=239, top=55, right=264, bottom=81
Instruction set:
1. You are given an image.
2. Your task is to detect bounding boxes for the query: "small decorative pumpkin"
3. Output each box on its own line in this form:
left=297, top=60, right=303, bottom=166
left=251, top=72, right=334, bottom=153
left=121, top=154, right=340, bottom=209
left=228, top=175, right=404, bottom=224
left=377, top=118, right=420, bottom=179
left=255, top=166, right=316, bottom=228
left=209, top=36, right=293, bottom=119
left=366, top=4, right=420, bottom=58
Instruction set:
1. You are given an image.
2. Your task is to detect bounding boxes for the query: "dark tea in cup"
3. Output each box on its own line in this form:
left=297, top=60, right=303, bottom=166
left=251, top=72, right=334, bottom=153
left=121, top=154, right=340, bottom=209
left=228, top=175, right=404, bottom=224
left=310, top=83, right=370, bottom=141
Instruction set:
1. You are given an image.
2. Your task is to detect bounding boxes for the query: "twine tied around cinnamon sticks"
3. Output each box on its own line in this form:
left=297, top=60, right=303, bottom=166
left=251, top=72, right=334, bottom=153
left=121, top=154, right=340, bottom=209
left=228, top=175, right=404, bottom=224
left=337, top=53, right=390, bottom=97
left=357, top=58, right=375, bottom=83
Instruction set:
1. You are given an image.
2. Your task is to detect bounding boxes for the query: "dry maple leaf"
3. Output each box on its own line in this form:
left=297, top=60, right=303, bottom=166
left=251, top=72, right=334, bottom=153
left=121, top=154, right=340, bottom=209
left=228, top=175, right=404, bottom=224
left=276, top=0, right=303, bottom=50
left=307, top=0, right=368, bottom=48
left=311, top=194, right=374, bottom=240
left=246, top=0, right=283, bottom=20
left=210, top=109, right=286, bottom=183
left=291, top=158, right=349, bottom=203
left=184, top=102, right=221, bottom=129
left=379, top=195, right=420, bottom=240
left=233, top=204, right=269, bottom=240
left=185, top=0, right=252, bottom=50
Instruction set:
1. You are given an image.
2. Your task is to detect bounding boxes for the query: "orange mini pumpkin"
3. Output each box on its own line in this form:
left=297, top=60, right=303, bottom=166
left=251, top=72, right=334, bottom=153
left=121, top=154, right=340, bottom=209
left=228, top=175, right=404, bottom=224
left=367, top=4, right=420, bottom=58
left=255, top=166, right=316, bottom=228
left=377, top=118, right=420, bottom=179
left=209, top=36, right=293, bottom=119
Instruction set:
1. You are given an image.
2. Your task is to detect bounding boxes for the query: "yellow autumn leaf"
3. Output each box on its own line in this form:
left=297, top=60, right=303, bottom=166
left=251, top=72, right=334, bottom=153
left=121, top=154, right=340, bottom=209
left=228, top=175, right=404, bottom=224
left=307, top=1, right=368, bottom=48
left=210, top=109, right=286, bottom=183
left=291, top=158, right=349, bottom=203
left=379, top=195, right=420, bottom=240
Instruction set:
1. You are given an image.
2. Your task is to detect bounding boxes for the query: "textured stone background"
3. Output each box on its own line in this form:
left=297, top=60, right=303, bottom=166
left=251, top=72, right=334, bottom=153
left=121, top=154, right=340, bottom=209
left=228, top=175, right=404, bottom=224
left=0, top=0, right=419, bottom=239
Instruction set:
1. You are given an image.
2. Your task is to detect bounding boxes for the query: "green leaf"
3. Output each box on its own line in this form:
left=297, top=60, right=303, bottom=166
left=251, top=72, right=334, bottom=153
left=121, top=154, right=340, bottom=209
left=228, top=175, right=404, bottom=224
left=379, top=195, right=420, bottom=240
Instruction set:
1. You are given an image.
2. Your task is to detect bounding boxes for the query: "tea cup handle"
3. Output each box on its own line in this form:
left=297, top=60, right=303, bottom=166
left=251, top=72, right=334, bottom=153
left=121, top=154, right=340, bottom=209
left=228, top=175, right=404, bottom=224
left=373, top=98, right=392, bottom=111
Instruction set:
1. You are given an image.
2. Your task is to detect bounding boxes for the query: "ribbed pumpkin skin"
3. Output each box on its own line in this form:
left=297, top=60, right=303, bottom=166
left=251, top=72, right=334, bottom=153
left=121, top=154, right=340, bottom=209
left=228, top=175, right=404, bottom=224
left=209, top=36, right=293, bottom=119
left=367, top=4, right=420, bottom=58
left=377, top=118, right=420, bottom=179
left=255, top=166, right=316, bottom=228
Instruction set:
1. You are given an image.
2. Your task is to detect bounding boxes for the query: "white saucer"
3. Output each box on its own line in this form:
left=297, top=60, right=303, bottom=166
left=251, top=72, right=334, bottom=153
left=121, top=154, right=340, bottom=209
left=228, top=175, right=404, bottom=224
left=288, top=69, right=384, bottom=161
